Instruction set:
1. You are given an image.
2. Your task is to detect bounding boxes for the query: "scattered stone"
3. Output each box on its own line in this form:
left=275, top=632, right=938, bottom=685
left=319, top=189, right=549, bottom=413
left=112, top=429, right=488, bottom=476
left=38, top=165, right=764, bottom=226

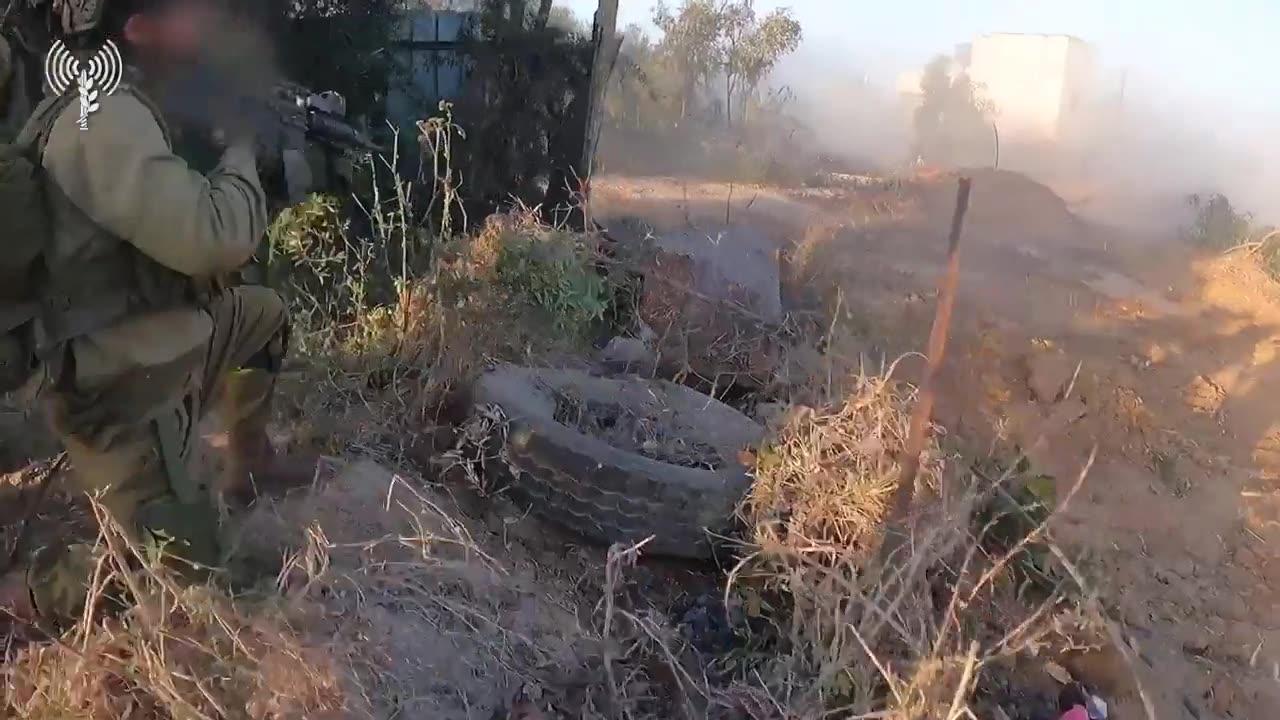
left=753, top=402, right=812, bottom=431
left=753, top=402, right=789, bottom=428
left=636, top=319, right=658, bottom=345
left=1222, top=621, right=1263, bottom=662
left=1210, top=676, right=1238, bottom=716
left=598, top=336, right=655, bottom=376
left=1146, top=343, right=1169, bottom=366
left=1184, top=375, right=1226, bottom=415
left=1044, top=660, right=1074, bottom=685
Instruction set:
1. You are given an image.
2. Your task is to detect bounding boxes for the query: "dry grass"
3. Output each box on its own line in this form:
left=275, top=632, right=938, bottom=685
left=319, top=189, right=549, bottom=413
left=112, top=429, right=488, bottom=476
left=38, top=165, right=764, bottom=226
left=745, top=371, right=937, bottom=559
left=716, top=365, right=1106, bottom=719
left=1, top=213, right=1117, bottom=719
left=4, top=501, right=360, bottom=719
left=2, top=122, right=616, bottom=718
left=0, top=111, right=1143, bottom=720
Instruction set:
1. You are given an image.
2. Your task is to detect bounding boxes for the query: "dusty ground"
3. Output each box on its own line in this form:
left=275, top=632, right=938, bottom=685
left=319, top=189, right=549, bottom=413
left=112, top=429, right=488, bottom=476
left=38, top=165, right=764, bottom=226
left=591, top=169, right=1280, bottom=719
left=3, top=167, right=1277, bottom=719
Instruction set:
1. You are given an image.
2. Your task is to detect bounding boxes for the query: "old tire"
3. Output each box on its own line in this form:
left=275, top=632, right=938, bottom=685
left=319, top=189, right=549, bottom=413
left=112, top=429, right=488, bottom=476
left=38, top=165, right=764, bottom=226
left=471, top=365, right=765, bottom=560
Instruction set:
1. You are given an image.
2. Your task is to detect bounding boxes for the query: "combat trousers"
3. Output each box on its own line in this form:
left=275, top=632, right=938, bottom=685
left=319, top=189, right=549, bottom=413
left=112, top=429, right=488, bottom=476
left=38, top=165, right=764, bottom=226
left=28, top=286, right=289, bottom=624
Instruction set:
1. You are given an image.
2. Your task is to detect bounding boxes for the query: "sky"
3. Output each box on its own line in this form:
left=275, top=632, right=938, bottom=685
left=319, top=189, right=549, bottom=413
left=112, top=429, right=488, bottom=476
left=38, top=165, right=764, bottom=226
left=558, top=0, right=1280, bottom=115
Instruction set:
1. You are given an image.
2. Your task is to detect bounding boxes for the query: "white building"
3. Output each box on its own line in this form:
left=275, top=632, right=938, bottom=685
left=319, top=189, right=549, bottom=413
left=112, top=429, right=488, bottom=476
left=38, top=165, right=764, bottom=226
left=967, top=33, right=1094, bottom=143
left=899, top=33, right=1096, bottom=145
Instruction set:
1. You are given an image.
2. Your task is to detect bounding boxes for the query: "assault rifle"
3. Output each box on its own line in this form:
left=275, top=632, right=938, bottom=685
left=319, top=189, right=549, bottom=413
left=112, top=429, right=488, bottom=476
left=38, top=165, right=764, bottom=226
left=236, top=81, right=383, bottom=206
left=158, top=75, right=386, bottom=290
left=270, top=81, right=382, bottom=157
left=155, top=67, right=384, bottom=206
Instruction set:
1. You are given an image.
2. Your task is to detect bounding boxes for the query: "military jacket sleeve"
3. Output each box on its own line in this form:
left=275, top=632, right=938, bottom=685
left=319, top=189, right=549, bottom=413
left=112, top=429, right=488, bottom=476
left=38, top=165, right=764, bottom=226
left=0, top=35, right=11, bottom=100
left=41, top=90, right=268, bottom=277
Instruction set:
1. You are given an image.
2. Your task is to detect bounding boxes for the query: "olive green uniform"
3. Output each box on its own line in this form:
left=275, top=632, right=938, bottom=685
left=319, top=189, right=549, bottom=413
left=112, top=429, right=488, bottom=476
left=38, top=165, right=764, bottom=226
left=24, top=86, right=287, bottom=622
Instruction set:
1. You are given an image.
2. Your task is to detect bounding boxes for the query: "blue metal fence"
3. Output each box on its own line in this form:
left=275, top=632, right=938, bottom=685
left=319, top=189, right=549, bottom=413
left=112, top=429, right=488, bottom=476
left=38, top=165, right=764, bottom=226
left=385, top=9, right=474, bottom=138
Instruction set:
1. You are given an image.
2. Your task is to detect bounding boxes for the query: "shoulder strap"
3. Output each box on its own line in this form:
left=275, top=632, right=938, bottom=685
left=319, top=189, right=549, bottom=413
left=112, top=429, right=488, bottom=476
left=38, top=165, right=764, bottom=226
left=17, top=83, right=172, bottom=160
left=14, top=90, right=76, bottom=156
left=0, top=40, right=34, bottom=141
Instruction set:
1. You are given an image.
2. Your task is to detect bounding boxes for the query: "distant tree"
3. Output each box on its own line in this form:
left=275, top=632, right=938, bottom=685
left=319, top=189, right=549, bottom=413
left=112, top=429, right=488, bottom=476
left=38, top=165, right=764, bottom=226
left=546, top=6, right=583, bottom=33
left=912, top=54, right=993, bottom=166
left=716, top=0, right=801, bottom=127
left=652, top=0, right=723, bottom=120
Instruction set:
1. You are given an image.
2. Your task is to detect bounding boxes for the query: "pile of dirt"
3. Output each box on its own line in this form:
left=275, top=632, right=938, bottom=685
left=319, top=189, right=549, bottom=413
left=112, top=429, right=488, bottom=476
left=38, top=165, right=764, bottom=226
left=943, top=168, right=1087, bottom=246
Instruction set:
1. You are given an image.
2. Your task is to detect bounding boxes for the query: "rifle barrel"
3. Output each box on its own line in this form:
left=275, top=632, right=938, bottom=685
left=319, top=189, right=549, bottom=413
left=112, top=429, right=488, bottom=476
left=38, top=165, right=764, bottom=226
left=305, top=109, right=382, bottom=154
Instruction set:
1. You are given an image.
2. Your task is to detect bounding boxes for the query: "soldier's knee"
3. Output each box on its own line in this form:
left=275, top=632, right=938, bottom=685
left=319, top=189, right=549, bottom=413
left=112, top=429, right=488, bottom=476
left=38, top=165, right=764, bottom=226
left=238, top=287, right=291, bottom=373
left=246, top=320, right=290, bottom=374
left=236, top=285, right=289, bottom=327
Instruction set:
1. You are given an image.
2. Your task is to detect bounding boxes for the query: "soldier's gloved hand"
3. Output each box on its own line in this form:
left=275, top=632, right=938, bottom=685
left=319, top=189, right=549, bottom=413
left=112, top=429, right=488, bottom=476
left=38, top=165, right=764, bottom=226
left=211, top=119, right=257, bottom=151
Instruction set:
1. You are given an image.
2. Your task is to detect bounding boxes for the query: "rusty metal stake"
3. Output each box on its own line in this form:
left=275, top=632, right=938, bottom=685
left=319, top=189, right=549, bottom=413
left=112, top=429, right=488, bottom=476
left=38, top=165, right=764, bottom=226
left=878, top=176, right=972, bottom=567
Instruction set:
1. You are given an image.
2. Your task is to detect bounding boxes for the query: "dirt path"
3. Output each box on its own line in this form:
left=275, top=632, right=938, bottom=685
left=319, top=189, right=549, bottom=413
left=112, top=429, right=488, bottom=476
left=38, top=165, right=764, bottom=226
left=593, top=171, right=1280, bottom=719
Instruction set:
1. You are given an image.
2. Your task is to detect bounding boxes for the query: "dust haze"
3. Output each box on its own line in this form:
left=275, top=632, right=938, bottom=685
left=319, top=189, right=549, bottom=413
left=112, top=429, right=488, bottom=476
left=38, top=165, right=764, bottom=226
left=770, top=43, right=1280, bottom=233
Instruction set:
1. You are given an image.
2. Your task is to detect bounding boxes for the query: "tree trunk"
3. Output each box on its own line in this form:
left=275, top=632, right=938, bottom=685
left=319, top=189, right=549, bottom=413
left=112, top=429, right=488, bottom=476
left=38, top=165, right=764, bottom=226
left=725, top=71, right=733, bottom=127
left=535, top=0, right=554, bottom=28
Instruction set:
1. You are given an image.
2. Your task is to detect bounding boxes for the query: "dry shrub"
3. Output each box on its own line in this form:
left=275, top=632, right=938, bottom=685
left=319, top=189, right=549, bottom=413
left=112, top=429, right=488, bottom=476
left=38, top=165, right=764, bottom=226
left=272, top=202, right=613, bottom=465
left=386, top=209, right=608, bottom=389
left=744, top=370, right=941, bottom=560
left=4, top=459, right=609, bottom=720
left=4, top=504, right=361, bottom=720
left=715, top=347, right=1104, bottom=719
left=7, top=589, right=353, bottom=720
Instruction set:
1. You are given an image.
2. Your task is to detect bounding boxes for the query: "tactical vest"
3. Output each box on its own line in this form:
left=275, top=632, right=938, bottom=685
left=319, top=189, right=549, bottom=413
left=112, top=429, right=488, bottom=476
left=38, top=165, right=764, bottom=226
left=0, top=84, right=199, bottom=393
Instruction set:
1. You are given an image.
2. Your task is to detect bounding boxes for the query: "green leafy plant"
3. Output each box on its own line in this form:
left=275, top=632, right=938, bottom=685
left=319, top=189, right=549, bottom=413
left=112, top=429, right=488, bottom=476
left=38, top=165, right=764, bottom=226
left=495, top=228, right=608, bottom=335
left=971, top=453, right=1062, bottom=600
left=912, top=55, right=995, bottom=167
left=1186, top=193, right=1255, bottom=251
left=1186, top=192, right=1280, bottom=279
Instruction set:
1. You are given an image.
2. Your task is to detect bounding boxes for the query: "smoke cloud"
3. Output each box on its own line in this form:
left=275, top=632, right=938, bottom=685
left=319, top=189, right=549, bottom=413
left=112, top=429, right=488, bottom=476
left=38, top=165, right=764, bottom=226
left=770, top=40, right=1279, bottom=231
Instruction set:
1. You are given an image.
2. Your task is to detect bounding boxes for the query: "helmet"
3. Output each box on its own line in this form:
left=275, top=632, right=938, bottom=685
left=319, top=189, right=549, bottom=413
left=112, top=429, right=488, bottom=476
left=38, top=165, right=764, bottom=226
left=47, top=0, right=107, bottom=35
left=5, top=1, right=106, bottom=36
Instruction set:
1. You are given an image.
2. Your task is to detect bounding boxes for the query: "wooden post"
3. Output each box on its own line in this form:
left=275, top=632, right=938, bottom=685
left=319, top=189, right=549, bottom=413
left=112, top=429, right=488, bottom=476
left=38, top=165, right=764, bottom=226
left=578, top=0, right=620, bottom=227
left=877, top=176, right=973, bottom=566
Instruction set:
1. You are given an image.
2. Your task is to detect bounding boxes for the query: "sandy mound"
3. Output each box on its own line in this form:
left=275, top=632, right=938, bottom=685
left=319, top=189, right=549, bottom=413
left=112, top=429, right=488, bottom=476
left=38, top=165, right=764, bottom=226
left=941, top=168, right=1088, bottom=246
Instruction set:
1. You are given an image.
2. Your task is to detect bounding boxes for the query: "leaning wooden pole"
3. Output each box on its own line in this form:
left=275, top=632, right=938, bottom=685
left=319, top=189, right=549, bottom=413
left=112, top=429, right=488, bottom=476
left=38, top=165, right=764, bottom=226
left=578, top=0, right=620, bottom=228
left=877, top=176, right=973, bottom=566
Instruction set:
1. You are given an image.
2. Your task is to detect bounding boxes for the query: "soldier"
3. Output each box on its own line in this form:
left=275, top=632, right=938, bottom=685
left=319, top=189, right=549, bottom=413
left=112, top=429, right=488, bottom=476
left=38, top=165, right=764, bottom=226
left=0, top=0, right=319, bottom=628
left=0, top=7, right=38, bottom=142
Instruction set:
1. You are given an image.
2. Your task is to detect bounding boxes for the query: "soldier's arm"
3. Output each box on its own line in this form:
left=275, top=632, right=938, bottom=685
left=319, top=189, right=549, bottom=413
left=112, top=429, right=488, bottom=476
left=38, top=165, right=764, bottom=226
left=41, top=91, right=268, bottom=277
left=0, top=35, right=11, bottom=100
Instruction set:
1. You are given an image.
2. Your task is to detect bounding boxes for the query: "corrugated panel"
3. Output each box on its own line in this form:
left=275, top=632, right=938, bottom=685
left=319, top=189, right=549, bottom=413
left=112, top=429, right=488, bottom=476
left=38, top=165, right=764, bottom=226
left=436, top=12, right=467, bottom=42
left=385, top=8, right=476, bottom=173
left=392, top=10, right=469, bottom=43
